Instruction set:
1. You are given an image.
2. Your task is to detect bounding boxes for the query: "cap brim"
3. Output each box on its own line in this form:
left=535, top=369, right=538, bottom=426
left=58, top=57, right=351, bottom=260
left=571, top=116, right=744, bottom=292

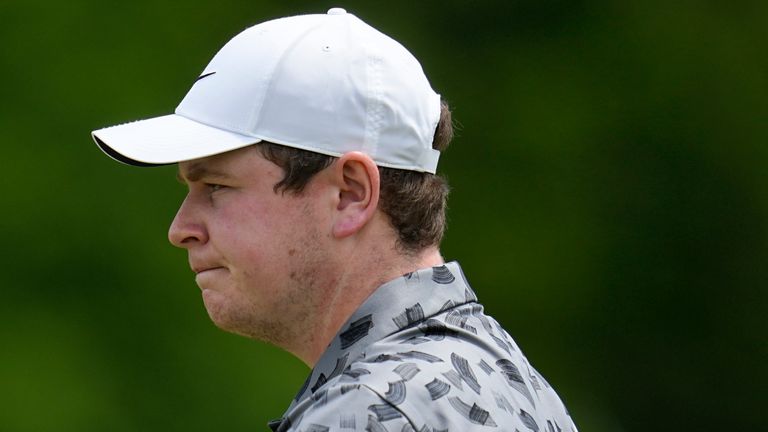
left=92, top=114, right=262, bottom=166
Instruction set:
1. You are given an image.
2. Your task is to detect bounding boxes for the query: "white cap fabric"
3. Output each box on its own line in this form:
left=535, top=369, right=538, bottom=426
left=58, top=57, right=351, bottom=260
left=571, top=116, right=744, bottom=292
left=92, top=8, right=442, bottom=173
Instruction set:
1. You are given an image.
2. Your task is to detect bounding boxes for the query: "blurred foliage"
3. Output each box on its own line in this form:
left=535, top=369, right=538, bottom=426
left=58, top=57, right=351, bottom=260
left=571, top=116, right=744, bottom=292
left=2, top=1, right=766, bottom=431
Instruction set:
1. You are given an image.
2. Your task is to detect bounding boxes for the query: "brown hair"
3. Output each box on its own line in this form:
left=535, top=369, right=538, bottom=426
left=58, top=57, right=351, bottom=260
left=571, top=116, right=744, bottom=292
left=257, top=99, right=454, bottom=254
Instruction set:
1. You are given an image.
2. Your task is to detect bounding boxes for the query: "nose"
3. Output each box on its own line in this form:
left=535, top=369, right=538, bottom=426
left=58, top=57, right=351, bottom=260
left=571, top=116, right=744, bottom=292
left=168, top=194, right=208, bottom=248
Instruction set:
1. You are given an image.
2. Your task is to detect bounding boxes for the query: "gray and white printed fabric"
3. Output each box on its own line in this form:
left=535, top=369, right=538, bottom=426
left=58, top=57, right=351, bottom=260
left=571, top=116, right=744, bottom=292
left=268, top=261, right=577, bottom=432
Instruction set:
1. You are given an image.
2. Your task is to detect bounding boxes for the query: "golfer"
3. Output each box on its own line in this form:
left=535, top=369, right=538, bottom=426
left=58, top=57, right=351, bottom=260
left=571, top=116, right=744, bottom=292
left=93, top=8, right=577, bottom=432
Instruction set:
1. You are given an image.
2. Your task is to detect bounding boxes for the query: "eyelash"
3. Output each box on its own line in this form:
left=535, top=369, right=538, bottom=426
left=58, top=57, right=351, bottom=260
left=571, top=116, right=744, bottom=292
left=205, top=183, right=225, bottom=193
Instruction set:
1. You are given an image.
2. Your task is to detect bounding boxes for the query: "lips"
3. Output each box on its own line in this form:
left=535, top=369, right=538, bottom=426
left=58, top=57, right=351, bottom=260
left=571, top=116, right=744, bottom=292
left=192, top=265, right=224, bottom=275
left=190, top=258, right=225, bottom=275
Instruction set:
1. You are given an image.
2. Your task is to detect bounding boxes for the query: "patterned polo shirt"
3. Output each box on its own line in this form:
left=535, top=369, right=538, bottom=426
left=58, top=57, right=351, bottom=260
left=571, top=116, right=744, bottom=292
left=268, top=261, right=577, bottom=432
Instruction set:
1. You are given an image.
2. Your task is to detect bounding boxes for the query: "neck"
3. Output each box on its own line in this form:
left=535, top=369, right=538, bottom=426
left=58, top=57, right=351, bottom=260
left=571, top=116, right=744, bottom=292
left=289, top=244, right=444, bottom=367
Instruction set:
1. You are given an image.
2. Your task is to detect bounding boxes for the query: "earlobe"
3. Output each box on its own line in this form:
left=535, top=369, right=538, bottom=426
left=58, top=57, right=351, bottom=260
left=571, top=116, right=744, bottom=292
left=332, top=152, right=380, bottom=239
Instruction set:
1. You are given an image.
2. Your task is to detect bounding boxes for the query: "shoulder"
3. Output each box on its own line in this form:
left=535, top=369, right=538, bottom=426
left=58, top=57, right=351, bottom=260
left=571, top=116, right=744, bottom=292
left=289, top=302, right=577, bottom=431
left=330, top=304, right=578, bottom=431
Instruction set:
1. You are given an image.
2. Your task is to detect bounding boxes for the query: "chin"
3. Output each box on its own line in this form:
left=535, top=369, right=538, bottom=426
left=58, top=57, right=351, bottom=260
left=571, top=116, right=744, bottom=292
left=201, top=291, right=253, bottom=336
left=205, top=305, right=246, bottom=336
left=201, top=290, right=233, bottom=327
left=202, top=295, right=290, bottom=345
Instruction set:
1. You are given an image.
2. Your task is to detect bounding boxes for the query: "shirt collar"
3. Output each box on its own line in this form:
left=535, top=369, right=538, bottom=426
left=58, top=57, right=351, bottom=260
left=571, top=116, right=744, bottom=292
left=286, top=261, right=476, bottom=410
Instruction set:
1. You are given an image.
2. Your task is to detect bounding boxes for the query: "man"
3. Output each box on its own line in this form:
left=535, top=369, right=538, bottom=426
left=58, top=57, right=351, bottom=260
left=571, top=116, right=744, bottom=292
left=93, top=8, right=577, bottom=432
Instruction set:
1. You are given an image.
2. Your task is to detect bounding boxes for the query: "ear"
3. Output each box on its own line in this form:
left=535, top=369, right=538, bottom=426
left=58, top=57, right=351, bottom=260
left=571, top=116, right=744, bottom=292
left=331, top=152, right=380, bottom=239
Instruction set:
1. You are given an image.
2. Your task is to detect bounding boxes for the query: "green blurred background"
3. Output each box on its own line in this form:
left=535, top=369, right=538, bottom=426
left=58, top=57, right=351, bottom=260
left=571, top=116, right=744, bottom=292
left=2, top=0, right=766, bottom=431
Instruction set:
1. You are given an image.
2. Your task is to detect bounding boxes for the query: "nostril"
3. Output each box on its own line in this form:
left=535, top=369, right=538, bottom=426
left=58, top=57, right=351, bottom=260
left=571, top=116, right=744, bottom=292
left=169, top=220, right=208, bottom=249
left=169, top=224, right=193, bottom=248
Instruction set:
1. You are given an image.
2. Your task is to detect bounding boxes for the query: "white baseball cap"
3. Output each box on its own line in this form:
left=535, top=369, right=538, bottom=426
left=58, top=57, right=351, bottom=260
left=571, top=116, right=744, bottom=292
left=92, top=8, right=442, bottom=173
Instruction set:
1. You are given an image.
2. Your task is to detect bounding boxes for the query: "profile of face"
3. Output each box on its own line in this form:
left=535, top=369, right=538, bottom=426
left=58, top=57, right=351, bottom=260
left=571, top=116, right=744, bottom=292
left=168, top=146, right=333, bottom=346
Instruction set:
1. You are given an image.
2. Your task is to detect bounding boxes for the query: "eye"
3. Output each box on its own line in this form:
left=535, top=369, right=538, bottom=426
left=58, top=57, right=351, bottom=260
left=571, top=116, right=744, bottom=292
left=205, top=183, right=226, bottom=193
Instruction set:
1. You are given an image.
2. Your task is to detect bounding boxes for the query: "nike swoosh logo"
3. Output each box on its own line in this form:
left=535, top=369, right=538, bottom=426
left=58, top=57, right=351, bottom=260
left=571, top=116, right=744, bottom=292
left=195, top=71, right=216, bottom=82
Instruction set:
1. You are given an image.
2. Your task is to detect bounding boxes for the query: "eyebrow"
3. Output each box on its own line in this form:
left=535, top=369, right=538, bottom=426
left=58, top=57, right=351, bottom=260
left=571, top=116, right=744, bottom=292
left=176, top=163, right=232, bottom=184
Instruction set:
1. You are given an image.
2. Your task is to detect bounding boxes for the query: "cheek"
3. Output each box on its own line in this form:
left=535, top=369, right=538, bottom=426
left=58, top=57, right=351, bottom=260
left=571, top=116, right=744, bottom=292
left=213, top=195, right=314, bottom=277
left=212, top=207, right=266, bottom=258
left=222, top=232, right=286, bottom=296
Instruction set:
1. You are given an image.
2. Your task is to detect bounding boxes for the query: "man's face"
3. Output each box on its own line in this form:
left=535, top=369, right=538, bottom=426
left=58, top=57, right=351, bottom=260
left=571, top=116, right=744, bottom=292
left=168, top=146, right=332, bottom=345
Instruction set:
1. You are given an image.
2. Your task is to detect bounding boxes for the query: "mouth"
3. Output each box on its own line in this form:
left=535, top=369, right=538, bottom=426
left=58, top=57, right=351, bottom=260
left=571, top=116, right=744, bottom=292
left=193, top=267, right=227, bottom=290
left=194, top=266, right=224, bottom=275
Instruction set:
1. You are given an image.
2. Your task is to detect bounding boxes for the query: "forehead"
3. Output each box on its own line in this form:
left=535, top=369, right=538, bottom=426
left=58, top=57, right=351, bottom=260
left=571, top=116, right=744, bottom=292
left=177, top=146, right=262, bottom=182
